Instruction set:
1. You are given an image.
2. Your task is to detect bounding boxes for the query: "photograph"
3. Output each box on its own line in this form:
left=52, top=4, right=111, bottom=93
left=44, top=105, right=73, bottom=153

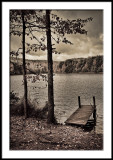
left=10, top=9, right=103, bottom=150
left=2, top=1, right=112, bottom=159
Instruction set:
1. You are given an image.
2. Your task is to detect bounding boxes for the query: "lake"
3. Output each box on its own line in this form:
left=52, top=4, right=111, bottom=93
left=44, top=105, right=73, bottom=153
left=10, top=73, right=103, bottom=134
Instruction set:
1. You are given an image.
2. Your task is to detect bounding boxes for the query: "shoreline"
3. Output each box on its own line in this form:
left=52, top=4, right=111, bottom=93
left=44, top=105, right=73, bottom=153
left=10, top=72, right=103, bottom=76
left=10, top=115, right=103, bottom=150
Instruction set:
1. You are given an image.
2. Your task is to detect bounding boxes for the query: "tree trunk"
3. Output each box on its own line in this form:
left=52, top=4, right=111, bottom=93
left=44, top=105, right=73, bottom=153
left=22, top=12, right=28, bottom=118
left=46, top=10, right=55, bottom=123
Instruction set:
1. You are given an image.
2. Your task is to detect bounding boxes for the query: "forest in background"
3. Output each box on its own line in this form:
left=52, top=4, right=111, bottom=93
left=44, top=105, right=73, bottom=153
left=10, top=55, right=103, bottom=75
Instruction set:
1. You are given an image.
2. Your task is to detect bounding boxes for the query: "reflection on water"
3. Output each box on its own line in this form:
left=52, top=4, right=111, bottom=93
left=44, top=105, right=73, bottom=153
left=10, top=73, right=103, bottom=133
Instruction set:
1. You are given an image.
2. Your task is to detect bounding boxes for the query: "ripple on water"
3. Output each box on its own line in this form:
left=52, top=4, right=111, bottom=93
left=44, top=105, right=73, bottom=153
left=11, top=73, right=103, bottom=133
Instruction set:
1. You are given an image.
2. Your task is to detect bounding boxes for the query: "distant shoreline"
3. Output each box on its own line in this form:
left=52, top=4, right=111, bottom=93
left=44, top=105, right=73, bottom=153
left=10, top=72, right=103, bottom=76
left=10, top=55, right=103, bottom=75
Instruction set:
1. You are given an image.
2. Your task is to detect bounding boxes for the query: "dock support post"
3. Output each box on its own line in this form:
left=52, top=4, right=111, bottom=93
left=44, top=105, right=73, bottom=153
left=78, top=96, right=81, bottom=108
left=93, top=96, right=96, bottom=124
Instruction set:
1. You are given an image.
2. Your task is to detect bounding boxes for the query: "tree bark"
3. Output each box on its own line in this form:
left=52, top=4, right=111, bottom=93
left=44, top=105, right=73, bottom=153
left=46, top=10, right=55, bottom=123
left=22, top=12, right=28, bottom=118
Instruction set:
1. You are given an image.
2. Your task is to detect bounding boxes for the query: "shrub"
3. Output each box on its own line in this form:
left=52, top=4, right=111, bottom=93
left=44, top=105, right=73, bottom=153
left=10, top=91, right=20, bottom=103
left=10, top=97, right=48, bottom=119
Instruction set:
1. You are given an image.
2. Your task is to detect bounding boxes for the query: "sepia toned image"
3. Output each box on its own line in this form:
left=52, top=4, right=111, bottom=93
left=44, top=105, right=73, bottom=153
left=10, top=9, right=103, bottom=150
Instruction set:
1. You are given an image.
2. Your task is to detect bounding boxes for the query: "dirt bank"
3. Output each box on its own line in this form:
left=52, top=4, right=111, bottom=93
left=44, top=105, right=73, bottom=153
left=10, top=116, right=103, bottom=150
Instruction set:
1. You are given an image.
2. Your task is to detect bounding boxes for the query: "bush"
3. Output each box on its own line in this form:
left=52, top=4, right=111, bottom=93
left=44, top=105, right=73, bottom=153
left=10, top=97, right=48, bottom=119
left=10, top=91, right=20, bottom=103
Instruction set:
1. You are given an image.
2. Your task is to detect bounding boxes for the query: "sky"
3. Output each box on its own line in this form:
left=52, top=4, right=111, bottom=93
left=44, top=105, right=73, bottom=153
left=10, top=10, right=103, bottom=61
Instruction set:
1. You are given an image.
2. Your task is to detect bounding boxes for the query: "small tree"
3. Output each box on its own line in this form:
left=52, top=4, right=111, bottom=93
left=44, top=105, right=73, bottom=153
left=10, top=10, right=46, bottom=118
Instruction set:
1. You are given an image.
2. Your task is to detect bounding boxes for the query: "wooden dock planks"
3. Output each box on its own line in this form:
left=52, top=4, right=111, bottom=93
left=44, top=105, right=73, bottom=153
left=65, top=105, right=95, bottom=126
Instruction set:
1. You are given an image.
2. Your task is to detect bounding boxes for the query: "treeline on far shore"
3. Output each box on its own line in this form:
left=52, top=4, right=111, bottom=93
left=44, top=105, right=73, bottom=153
left=10, top=55, right=103, bottom=75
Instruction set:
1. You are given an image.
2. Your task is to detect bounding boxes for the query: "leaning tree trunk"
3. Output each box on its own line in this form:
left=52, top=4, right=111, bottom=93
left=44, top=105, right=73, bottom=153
left=46, top=10, right=55, bottom=123
left=22, top=11, right=28, bottom=118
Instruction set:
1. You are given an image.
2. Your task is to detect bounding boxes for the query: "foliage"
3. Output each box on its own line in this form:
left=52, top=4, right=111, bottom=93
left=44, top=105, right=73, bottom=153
left=10, top=10, right=93, bottom=122
left=59, top=61, right=64, bottom=69
left=65, top=66, right=74, bottom=73
left=59, top=56, right=103, bottom=73
left=10, top=97, right=48, bottom=119
left=10, top=55, right=103, bottom=74
left=10, top=91, right=20, bottom=103
left=10, top=10, right=93, bottom=56
left=10, top=62, right=23, bottom=75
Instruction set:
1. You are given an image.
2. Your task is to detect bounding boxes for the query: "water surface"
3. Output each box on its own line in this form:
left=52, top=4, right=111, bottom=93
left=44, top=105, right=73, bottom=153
left=10, top=73, right=103, bottom=133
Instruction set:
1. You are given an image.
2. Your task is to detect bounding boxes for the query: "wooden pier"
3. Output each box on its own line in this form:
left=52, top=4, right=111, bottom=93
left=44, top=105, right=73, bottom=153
left=65, top=96, right=96, bottom=126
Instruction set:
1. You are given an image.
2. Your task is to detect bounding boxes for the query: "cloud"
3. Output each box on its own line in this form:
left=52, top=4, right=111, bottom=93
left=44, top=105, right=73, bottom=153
left=53, top=32, right=103, bottom=58
left=10, top=10, right=103, bottom=61
left=10, top=35, right=22, bottom=51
